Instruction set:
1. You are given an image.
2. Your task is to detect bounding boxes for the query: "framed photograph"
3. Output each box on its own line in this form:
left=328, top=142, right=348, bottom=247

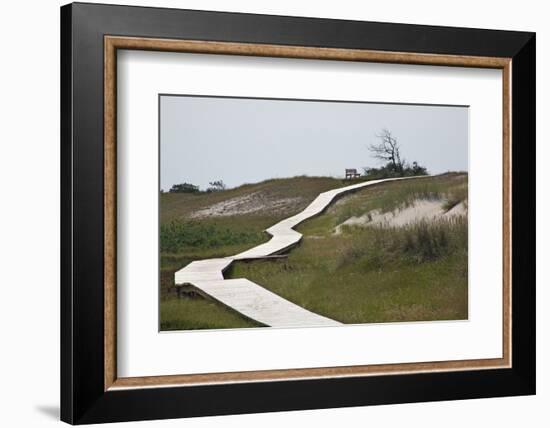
left=61, top=2, right=535, bottom=424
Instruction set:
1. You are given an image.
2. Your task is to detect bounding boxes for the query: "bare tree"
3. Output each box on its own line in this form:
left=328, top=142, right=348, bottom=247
left=368, top=129, right=403, bottom=171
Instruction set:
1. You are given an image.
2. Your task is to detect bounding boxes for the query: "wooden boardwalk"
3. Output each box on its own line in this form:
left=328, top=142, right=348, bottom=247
left=174, top=176, right=423, bottom=328
left=189, top=279, right=338, bottom=327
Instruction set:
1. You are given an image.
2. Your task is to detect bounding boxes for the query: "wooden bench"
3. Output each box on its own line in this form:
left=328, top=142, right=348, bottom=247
left=345, top=168, right=361, bottom=179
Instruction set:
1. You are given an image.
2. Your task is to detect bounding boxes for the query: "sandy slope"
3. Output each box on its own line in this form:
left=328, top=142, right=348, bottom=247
left=334, top=198, right=467, bottom=234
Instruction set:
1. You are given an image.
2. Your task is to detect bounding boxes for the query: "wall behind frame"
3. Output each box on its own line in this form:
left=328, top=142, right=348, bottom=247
left=0, top=0, right=545, bottom=427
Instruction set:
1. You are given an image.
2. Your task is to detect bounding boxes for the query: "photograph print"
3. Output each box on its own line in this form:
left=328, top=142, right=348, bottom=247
left=159, top=95, right=469, bottom=331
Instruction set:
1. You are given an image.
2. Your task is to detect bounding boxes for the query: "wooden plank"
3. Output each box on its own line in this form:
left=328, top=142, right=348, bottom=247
left=175, top=258, right=232, bottom=284
left=174, top=176, right=427, bottom=327
left=192, top=279, right=340, bottom=327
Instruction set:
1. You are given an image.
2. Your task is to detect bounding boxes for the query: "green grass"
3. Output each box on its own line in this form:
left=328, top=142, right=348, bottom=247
left=160, top=173, right=468, bottom=330
left=226, top=173, right=468, bottom=324
left=160, top=299, right=263, bottom=331
left=300, top=172, right=467, bottom=235
left=160, top=175, right=350, bottom=223
left=160, top=221, right=265, bottom=257
left=160, top=176, right=355, bottom=330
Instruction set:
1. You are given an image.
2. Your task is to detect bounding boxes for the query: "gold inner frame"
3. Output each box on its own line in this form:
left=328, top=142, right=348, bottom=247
left=104, top=35, right=512, bottom=391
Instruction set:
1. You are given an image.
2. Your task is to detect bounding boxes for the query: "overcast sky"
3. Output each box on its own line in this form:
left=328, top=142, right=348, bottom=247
left=160, top=95, right=468, bottom=191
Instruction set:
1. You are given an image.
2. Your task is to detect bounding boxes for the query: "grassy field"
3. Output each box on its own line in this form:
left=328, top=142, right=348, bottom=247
left=160, top=299, right=264, bottom=330
left=227, top=173, right=468, bottom=324
left=160, top=173, right=468, bottom=330
left=159, top=176, right=351, bottom=330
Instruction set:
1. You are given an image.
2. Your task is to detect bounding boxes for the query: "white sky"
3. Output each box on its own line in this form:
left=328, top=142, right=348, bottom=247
left=160, top=95, right=468, bottom=191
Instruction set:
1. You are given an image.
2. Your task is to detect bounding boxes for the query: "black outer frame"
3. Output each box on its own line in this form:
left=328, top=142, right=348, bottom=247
left=60, top=2, right=535, bottom=424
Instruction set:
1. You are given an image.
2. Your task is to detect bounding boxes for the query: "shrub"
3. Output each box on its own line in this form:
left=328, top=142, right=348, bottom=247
left=169, top=182, right=200, bottom=194
left=410, top=161, right=428, bottom=176
left=362, top=161, right=428, bottom=180
left=206, top=180, right=227, bottom=193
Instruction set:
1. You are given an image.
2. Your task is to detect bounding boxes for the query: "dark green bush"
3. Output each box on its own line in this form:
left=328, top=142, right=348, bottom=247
left=206, top=180, right=227, bottom=193
left=169, top=182, right=200, bottom=193
left=363, top=161, right=428, bottom=180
